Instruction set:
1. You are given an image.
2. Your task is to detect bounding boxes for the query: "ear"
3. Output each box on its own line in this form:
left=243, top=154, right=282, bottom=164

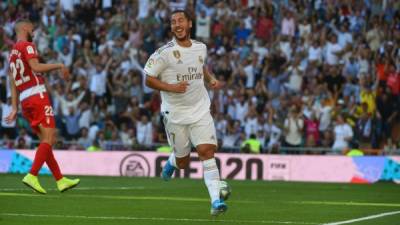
left=189, top=20, right=192, bottom=29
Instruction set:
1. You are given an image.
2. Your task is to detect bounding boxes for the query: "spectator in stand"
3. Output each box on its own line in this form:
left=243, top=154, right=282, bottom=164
left=281, top=9, right=295, bottom=37
left=195, top=10, right=211, bottom=42
left=359, top=76, right=377, bottom=115
left=264, top=107, right=282, bottom=153
left=15, top=128, right=32, bottom=149
left=283, top=107, right=304, bottom=149
left=0, top=134, right=14, bottom=149
left=325, top=35, right=344, bottom=66
left=65, top=107, right=81, bottom=140
left=386, top=63, right=400, bottom=97
left=234, top=21, right=251, bottom=44
left=376, top=87, right=399, bottom=147
left=304, top=113, right=320, bottom=147
left=53, top=84, right=85, bottom=117
left=136, top=115, right=153, bottom=146
left=1, top=97, right=17, bottom=139
left=244, top=108, right=259, bottom=138
left=15, top=137, right=28, bottom=149
left=241, top=133, right=261, bottom=154
left=332, top=114, right=354, bottom=153
left=78, top=102, right=91, bottom=130
left=88, top=58, right=113, bottom=104
left=76, top=127, right=91, bottom=150
left=222, top=120, right=241, bottom=152
left=120, top=123, right=135, bottom=147
left=255, top=10, right=274, bottom=42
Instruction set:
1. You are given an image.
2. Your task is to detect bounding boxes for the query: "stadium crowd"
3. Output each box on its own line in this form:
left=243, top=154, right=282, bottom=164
left=0, top=0, right=400, bottom=154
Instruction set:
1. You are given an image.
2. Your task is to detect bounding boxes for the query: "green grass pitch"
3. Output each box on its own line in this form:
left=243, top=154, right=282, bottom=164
left=0, top=174, right=399, bottom=225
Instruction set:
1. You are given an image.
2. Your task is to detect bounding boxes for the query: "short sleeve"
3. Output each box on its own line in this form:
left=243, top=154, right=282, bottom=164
left=202, top=44, right=207, bottom=66
left=23, top=43, right=38, bottom=61
left=143, top=52, right=167, bottom=77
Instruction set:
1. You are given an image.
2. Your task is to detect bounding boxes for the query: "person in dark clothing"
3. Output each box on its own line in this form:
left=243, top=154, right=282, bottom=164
left=375, top=88, right=399, bottom=146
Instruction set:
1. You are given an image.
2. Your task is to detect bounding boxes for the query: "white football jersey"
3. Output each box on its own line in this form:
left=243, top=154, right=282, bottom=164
left=144, top=39, right=210, bottom=124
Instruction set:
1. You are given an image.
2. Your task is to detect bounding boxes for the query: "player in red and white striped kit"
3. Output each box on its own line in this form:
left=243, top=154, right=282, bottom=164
left=6, top=19, right=80, bottom=194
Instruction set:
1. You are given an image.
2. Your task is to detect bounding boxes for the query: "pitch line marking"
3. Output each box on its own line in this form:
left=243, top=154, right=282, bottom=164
left=323, top=211, right=400, bottom=225
left=0, top=213, right=318, bottom=224
left=292, top=201, right=400, bottom=208
left=0, top=192, right=257, bottom=204
left=0, top=186, right=145, bottom=191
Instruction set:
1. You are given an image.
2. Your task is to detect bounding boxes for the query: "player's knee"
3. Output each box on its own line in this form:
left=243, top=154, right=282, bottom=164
left=40, top=129, right=57, bottom=145
left=197, top=144, right=216, bottom=160
left=176, top=158, right=190, bottom=169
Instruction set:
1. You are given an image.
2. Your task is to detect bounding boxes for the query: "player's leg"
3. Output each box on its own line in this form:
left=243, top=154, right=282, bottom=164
left=38, top=125, right=80, bottom=192
left=196, top=144, right=222, bottom=204
left=190, top=113, right=228, bottom=216
left=22, top=126, right=54, bottom=194
left=198, top=144, right=227, bottom=216
left=162, top=118, right=191, bottom=180
left=22, top=134, right=49, bottom=194
left=21, top=101, right=48, bottom=194
left=23, top=98, right=79, bottom=193
left=35, top=127, right=62, bottom=181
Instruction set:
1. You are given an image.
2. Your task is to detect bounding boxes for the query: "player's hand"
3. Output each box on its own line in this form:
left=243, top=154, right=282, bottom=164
left=170, top=81, right=189, bottom=93
left=5, top=109, right=17, bottom=124
left=209, top=79, right=223, bottom=90
left=60, top=64, right=70, bottom=80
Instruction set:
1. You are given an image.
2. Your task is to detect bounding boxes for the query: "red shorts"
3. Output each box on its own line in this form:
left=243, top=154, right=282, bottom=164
left=21, top=94, right=55, bottom=134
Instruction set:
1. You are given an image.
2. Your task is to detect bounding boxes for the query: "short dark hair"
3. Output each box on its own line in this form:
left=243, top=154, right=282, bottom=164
left=15, top=18, right=32, bottom=26
left=171, top=9, right=192, bottom=21
left=14, top=18, right=32, bottom=32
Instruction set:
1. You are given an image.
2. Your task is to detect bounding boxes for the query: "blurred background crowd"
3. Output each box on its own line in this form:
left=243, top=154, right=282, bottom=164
left=0, top=0, right=399, bottom=155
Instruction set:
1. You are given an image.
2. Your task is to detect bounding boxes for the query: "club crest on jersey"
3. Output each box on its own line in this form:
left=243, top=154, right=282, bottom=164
left=146, top=58, right=154, bottom=68
left=173, top=50, right=183, bottom=64
left=199, top=56, right=204, bottom=64
left=27, top=46, right=35, bottom=54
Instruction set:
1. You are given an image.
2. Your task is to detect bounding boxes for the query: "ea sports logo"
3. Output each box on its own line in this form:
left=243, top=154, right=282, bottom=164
left=119, top=154, right=150, bottom=177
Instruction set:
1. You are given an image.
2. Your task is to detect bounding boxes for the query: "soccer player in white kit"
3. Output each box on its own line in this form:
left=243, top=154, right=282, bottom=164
left=144, top=10, right=228, bottom=216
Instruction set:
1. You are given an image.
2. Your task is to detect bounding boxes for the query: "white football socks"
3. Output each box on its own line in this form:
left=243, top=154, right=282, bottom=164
left=203, top=158, right=220, bottom=203
left=168, top=152, right=177, bottom=168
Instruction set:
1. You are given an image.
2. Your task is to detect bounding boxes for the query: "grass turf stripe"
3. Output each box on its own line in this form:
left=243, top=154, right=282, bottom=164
left=0, top=212, right=318, bottom=224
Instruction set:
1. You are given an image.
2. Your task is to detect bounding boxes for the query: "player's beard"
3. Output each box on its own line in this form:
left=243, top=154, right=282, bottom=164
left=27, top=32, right=33, bottom=42
left=173, top=28, right=190, bottom=42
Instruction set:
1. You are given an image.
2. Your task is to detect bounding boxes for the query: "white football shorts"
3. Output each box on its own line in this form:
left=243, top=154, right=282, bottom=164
left=163, top=112, right=217, bottom=158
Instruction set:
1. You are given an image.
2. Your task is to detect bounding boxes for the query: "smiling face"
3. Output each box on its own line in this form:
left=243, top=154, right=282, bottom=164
left=170, top=11, right=192, bottom=42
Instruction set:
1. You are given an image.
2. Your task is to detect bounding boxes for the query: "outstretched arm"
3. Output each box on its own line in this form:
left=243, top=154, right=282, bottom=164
left=28, top=58, right=69, bottom=80
left=5, top=73, right=19, bottom=123
left=28, top=58, right=62, bottom=73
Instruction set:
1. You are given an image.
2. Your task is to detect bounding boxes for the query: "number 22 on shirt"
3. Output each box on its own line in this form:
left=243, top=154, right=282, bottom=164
left=10, top=58, right=30, bottom=86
